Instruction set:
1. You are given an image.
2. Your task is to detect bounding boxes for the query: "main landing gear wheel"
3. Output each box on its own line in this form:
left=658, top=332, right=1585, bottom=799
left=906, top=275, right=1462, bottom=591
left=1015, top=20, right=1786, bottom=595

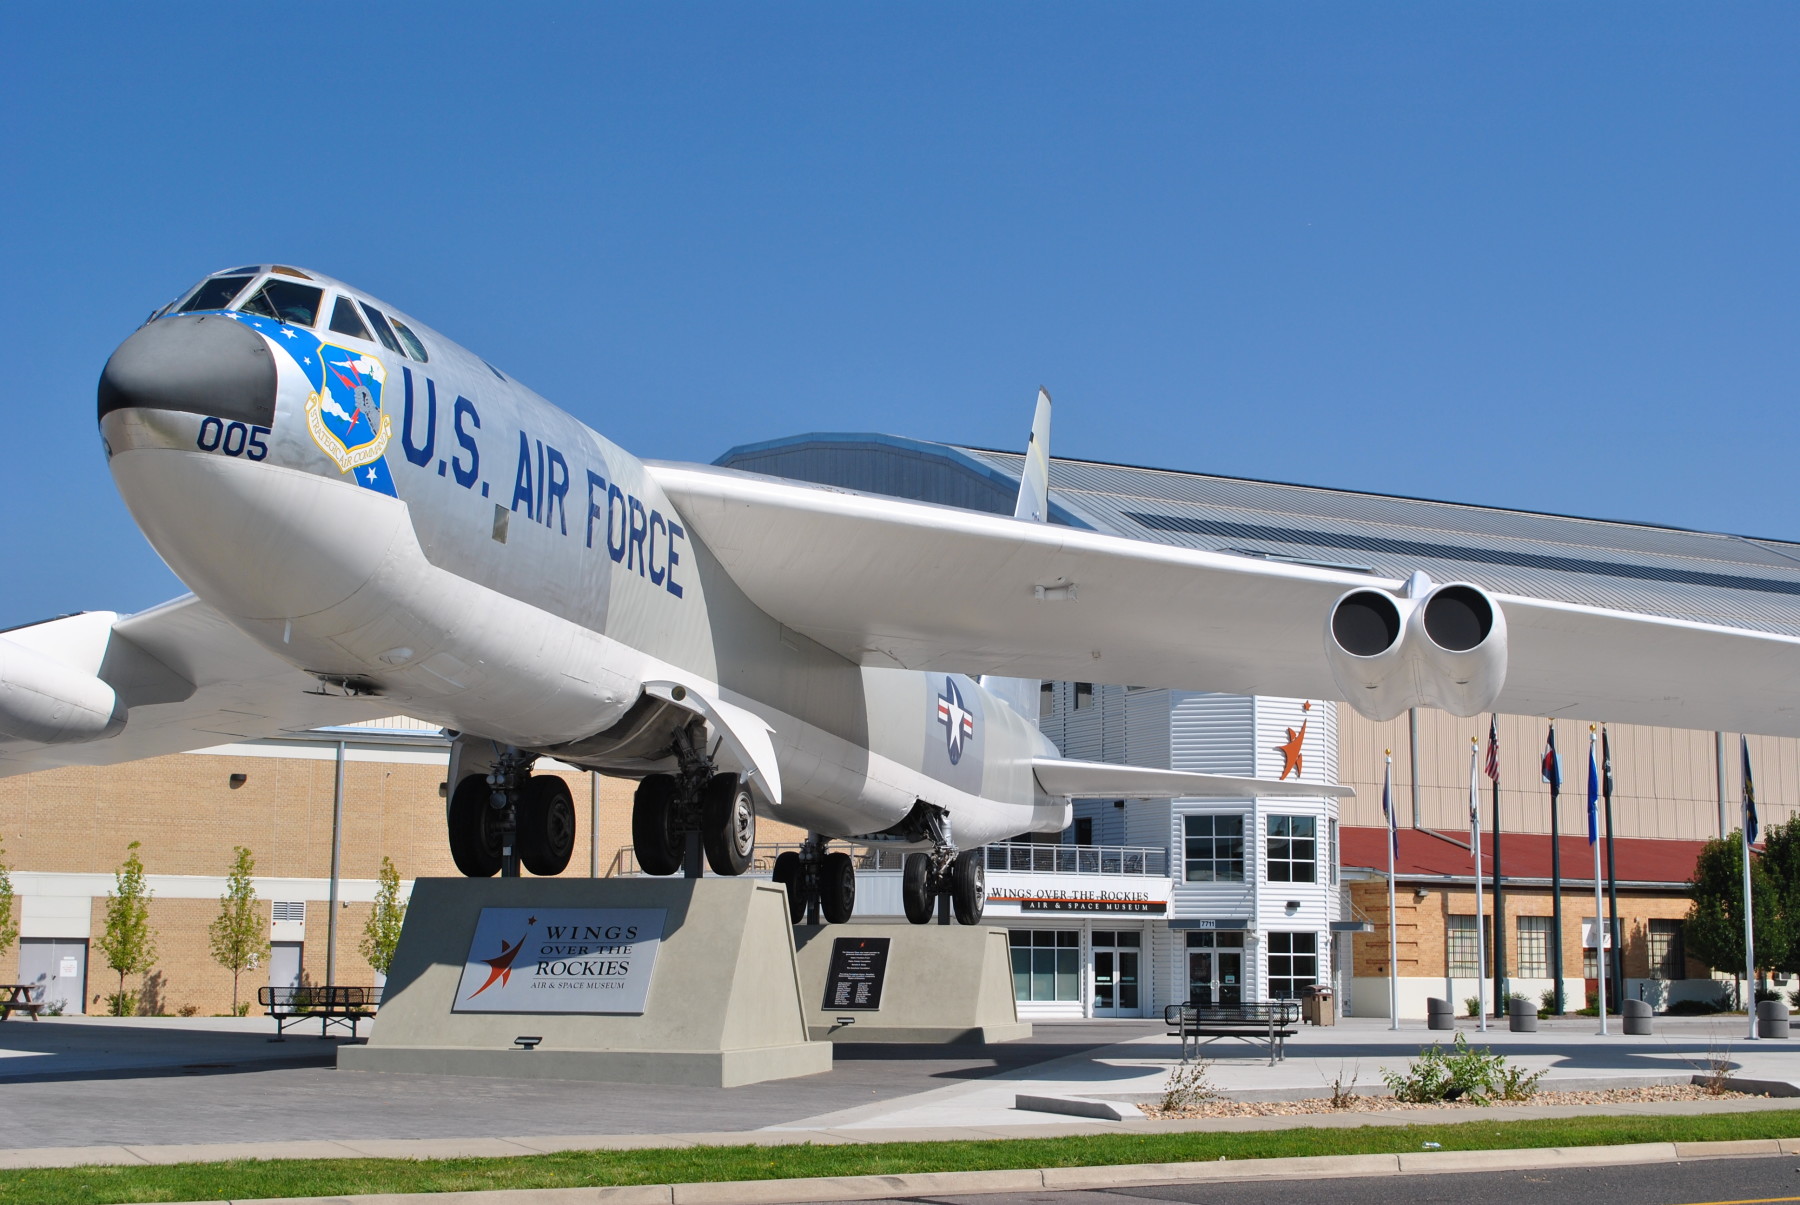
left=902, top=852, right=934, bottom=924
left=702, top=772, right=757, bottom=876
left=447, top=774, right=504, bottom=877
left=518, top=775, right=576, bottom=876
left=821, top=851, right=857, bottom=924
left=951, top=849, right=985, bottom=925
left=632, top=773, right=682, bottom=876
left=772, top=850, right=805, bottom=923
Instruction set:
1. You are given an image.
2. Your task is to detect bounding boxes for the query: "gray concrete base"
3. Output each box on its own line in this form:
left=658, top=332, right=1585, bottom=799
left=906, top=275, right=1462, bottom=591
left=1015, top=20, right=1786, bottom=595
left=793, top=922, right=1030, bottom=1044
left=339, top=877, right=831, bottom=1087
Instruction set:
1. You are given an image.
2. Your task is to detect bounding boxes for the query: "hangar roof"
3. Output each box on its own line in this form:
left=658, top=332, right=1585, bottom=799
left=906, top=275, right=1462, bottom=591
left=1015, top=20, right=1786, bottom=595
left=716, top=433, right=1800, bottom=638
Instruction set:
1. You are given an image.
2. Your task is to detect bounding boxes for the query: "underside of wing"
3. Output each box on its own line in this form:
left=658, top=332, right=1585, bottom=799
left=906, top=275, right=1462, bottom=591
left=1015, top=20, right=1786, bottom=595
left=1033, top=757, right=1355, bottom=800
left=0, top=596, right=394, bottom=778
left=651, top=462, right=1800, bottom=738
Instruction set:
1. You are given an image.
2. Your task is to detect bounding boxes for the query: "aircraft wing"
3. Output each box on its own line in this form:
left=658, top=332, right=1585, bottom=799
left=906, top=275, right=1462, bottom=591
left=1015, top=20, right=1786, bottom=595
left=0, top=595, right=394, bottom=778
left=650, top=463, right=1800, bottom=738
left=1033, top=758, right=1354, bottom=800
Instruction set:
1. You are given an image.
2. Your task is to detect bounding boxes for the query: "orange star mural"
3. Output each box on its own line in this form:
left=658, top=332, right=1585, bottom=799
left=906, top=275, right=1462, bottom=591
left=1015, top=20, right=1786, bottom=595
left=1276, top=702, right=1311, bottom=780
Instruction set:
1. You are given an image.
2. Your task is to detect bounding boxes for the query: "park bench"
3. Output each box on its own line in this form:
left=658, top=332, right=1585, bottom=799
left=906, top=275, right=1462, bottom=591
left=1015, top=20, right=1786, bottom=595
left=1163, top=1000, right=1301, bottom=1065
left=257, top=985, right=378, bottom=1040
left=0, top=984, right=44, bottom=1021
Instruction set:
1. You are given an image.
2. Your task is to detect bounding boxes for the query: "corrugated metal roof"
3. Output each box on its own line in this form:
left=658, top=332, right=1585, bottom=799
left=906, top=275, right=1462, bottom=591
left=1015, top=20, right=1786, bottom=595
left=961, top=448, right=1800, bottom=637
left=712, top=434, right=1800, bottom=638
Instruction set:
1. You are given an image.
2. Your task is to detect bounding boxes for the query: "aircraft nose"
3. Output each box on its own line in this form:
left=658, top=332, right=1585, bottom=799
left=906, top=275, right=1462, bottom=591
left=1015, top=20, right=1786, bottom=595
left=97, top=314, right=278, bottom=428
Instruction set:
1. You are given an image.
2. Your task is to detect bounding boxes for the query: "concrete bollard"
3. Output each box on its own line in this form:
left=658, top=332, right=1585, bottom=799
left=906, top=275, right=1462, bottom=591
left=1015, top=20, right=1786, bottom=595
left=1426, top=997, right=1455, bottom=1031
left=1509, top=994, right=1539, bottom=1032
left=1622, top=998, right=1653, bottom=1036
left=1757, top=999, right=1790, bottom=1039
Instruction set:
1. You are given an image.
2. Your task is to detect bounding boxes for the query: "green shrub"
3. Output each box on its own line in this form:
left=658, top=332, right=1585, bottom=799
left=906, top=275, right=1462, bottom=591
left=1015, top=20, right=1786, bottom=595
left=1381, top=1033, right=1545, bottom=1105
left=1667, top=997, right=1726, bottom=1016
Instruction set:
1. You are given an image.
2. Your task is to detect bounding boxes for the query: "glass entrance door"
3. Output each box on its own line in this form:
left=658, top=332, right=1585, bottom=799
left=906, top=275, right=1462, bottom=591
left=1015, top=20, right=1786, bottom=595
left=1186, top=929, right=1245, bottom=1007
left=1091, top=930, right=1141, bottom=1016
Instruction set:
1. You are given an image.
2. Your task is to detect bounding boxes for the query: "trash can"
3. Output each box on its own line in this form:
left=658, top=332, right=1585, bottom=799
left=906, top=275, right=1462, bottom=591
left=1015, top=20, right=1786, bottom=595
left=1426, top=997, right=1455, bottom=1031
left=1757, top=999, right=1790, bottom=1039
left=1622, top=998, right=1653, bottom=1036
left=1302, top=985, right=1336, bottom=1026
left=1509, top=993, right=1539, bottom=1033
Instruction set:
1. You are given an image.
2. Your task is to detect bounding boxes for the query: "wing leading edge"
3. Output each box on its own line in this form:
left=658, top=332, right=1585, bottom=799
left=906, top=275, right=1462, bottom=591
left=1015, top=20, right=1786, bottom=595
left=650, top=462, right=1800, bottom=739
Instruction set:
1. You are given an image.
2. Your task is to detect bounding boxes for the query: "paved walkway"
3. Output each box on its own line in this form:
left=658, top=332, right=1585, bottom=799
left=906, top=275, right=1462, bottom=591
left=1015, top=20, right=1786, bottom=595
left=0, top=1013, right=1795, bottom=1171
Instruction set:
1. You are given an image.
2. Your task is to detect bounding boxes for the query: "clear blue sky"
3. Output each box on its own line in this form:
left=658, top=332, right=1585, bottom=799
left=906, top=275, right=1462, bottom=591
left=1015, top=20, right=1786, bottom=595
left=3, top=5, right=1795, bottom=625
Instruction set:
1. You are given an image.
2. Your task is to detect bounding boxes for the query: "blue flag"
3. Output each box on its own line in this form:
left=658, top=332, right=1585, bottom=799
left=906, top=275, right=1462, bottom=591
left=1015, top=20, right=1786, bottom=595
left=1587, top=739, right=1600, bottom=845
left=1541, top=725, right=1562, bottom=797
left=1742, top=736, right=1760, bottom=848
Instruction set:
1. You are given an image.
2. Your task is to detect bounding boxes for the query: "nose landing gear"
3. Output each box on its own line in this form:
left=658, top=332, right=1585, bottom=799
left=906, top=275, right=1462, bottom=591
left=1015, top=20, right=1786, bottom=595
left=448, top=749, right=576, bottom=878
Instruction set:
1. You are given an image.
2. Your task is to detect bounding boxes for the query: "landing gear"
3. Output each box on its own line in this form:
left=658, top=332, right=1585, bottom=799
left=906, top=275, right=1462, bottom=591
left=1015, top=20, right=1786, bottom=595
left=447, top=748, right=578, bottom=878
left=821, top=851, right=856, bottom=924
left=772, top=836, right=857, bottom=924
left=629, top=721, right=762, bottom=879
left=771, top=850, right=806, bottom=922
left=899, top=810, right=985, bottom=925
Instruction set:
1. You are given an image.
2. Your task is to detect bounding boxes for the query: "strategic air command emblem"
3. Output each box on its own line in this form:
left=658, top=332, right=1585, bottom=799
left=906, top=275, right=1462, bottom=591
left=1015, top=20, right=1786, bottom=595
left=306, top=344, right=392, bottom=472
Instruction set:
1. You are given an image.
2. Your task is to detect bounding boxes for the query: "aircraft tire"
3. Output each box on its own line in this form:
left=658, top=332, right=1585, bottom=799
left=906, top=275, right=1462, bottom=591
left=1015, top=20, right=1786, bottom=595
left=951, top=849, right=985, bottom=925
left=632, top=774, right=682, bottom=875
left=447, top=774, right=503, bottom=878
left=518, top=775, right=576, bottom=876
left=771, top=850, right=805, bottom=923
left=901, top=852, right=933, bottom=924
left=701, top=773, right=756, bottom=876
left=821, top=851, right=856, bottom=924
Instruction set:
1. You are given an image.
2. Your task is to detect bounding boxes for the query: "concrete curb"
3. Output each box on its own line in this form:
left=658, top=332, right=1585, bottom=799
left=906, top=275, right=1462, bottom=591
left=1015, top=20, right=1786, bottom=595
left=137, top=1135, right=1800, bottom=1205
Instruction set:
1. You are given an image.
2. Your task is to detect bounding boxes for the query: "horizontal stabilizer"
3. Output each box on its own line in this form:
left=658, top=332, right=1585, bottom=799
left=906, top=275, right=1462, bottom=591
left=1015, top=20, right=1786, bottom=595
left=1032, top=757, right=1354, bottom=800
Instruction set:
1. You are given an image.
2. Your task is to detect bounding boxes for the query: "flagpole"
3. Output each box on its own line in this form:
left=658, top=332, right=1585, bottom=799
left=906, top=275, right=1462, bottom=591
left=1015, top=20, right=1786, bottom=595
left=1490, top=715, right=1506, bottom=1018
left=1386, top=749, right=1399, bottom=1031
left=1742, top=737, right=1759, bottom=1042
left=1590, top=727, right=1607, bottom=1035
left=1471, top=737, right=1487, bottom=1032
left=1602, top=728, right=1623, bottom=1012
left=1547, top=722, right=1566, bottom=1016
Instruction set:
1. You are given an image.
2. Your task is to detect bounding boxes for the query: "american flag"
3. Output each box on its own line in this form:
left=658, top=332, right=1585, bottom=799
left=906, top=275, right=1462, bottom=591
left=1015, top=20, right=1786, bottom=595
left=1484, top=714, right=1500, bottom=782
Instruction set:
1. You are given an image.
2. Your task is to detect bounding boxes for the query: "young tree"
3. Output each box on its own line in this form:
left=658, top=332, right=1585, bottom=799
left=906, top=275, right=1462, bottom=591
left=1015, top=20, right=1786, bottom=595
left=1757, top=816, right=1800, bottom=973
left=358, top=856, right=407, bottom=980
left=96, top=842, right=158, bottom=1015
left=208, top=846, right=268, bottom=1015
left=0, top=840, right=18, bottom=966
left=1686, top=832, right=1791, bottom=988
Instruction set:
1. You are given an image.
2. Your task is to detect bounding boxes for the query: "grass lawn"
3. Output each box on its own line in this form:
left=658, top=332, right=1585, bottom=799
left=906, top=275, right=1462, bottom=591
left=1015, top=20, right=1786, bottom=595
left=8, top=1108, right=1800, bottom=1205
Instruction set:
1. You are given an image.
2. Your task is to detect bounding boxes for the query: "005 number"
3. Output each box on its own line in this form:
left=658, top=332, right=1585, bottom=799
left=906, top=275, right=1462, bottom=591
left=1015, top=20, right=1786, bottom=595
left=196, top=417, right=271, bottom=461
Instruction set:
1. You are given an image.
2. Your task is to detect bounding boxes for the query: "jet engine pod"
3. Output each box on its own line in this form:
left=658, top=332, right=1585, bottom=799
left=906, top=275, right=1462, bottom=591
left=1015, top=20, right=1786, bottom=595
left=1408, top=581, right=1507, bottom=717
left=0, top=636, right=126, bottom=745
left=1324, top=579, right=1509, bottom=721
left=1324, top=587, right=1420, bottom=722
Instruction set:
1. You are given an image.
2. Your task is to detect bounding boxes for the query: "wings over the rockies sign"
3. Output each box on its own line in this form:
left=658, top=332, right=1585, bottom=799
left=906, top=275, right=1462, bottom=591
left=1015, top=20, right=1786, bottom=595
left=452, top=907, right=666, bottom=1014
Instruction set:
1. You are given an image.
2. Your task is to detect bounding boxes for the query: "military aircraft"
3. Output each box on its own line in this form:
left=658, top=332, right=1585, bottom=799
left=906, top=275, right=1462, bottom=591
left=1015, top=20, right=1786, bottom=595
left=5, top=264, right=1800, bottom=924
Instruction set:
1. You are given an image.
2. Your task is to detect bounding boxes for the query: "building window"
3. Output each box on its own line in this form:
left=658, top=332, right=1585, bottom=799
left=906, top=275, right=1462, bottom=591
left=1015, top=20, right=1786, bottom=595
left=1009, top=930, right=1080, bottom=1002
left=1073, top=682, right=1095, bottom=710
left=1447, top=914, right=1492, bottom=976
left=1183, top=815, right=1245, bottom=882
left=1267, top=931, right=1317, bottom=1000
left=1266, top=816, right=1317, bottom=883
left=1074, top=817, right=1094, bottom=846
left=1648, top=919, right=1686, bottom=980
left=1516, top=915, right=1551, bottom=978
left=1040, top=680, right=1056, bottom=712
left=1328, top=818, right=1338, bottom=886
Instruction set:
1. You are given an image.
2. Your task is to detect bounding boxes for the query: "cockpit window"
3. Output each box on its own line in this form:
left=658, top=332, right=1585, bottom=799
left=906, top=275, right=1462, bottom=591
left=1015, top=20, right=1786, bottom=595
left=176, top=275, right=255, bottom=314
left=240, top=280, right=324, bottom=327
left=390, top=318, right=429, bottom=362
left=271, top=265, right=314, bottom=280
left=328, top=295, right=372, bottom=340
left=357, top=301, right=405, bottom=356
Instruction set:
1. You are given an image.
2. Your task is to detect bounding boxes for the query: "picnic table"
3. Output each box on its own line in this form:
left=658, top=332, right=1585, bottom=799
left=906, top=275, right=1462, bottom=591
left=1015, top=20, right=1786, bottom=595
left=1163, top=1000, right=1301, bottom=1065
left=0, top=984, right=44, bottom=1021
left=257, top=985, right=378, bottom=1039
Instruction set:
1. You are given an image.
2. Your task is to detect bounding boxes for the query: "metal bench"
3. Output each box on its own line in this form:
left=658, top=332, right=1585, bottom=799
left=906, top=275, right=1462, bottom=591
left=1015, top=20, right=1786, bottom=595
left=0, top=984, right=44, bottom=1021
left=1164, top=1000, right=1301, bottom=1065
left=257, top=985, right=378, bottom=1040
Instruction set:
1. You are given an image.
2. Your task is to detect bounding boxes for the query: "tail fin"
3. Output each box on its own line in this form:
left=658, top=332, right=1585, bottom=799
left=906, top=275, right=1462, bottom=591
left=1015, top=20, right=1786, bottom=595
left=984, top=388, right=1055, bottom=724
left=1013, top=387, right=1052, bottom=523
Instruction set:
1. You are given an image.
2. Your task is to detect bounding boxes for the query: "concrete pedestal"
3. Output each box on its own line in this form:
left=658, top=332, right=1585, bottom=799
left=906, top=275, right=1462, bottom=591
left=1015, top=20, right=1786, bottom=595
left=792, top=922, right=1030, bottom=1044
left=339, top=877, right=831, bottom=1087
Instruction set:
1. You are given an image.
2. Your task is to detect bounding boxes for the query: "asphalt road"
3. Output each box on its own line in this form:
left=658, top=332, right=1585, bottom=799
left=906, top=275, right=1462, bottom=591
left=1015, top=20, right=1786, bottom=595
left=0, top=1018, right=1159, bottom=1149
left=827, top=1154, right=1800, bottom=1204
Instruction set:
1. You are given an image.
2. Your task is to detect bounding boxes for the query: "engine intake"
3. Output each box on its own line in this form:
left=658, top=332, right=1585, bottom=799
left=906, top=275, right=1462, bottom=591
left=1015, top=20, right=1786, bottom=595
left=1324, top=578, right=1506, bottom=720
